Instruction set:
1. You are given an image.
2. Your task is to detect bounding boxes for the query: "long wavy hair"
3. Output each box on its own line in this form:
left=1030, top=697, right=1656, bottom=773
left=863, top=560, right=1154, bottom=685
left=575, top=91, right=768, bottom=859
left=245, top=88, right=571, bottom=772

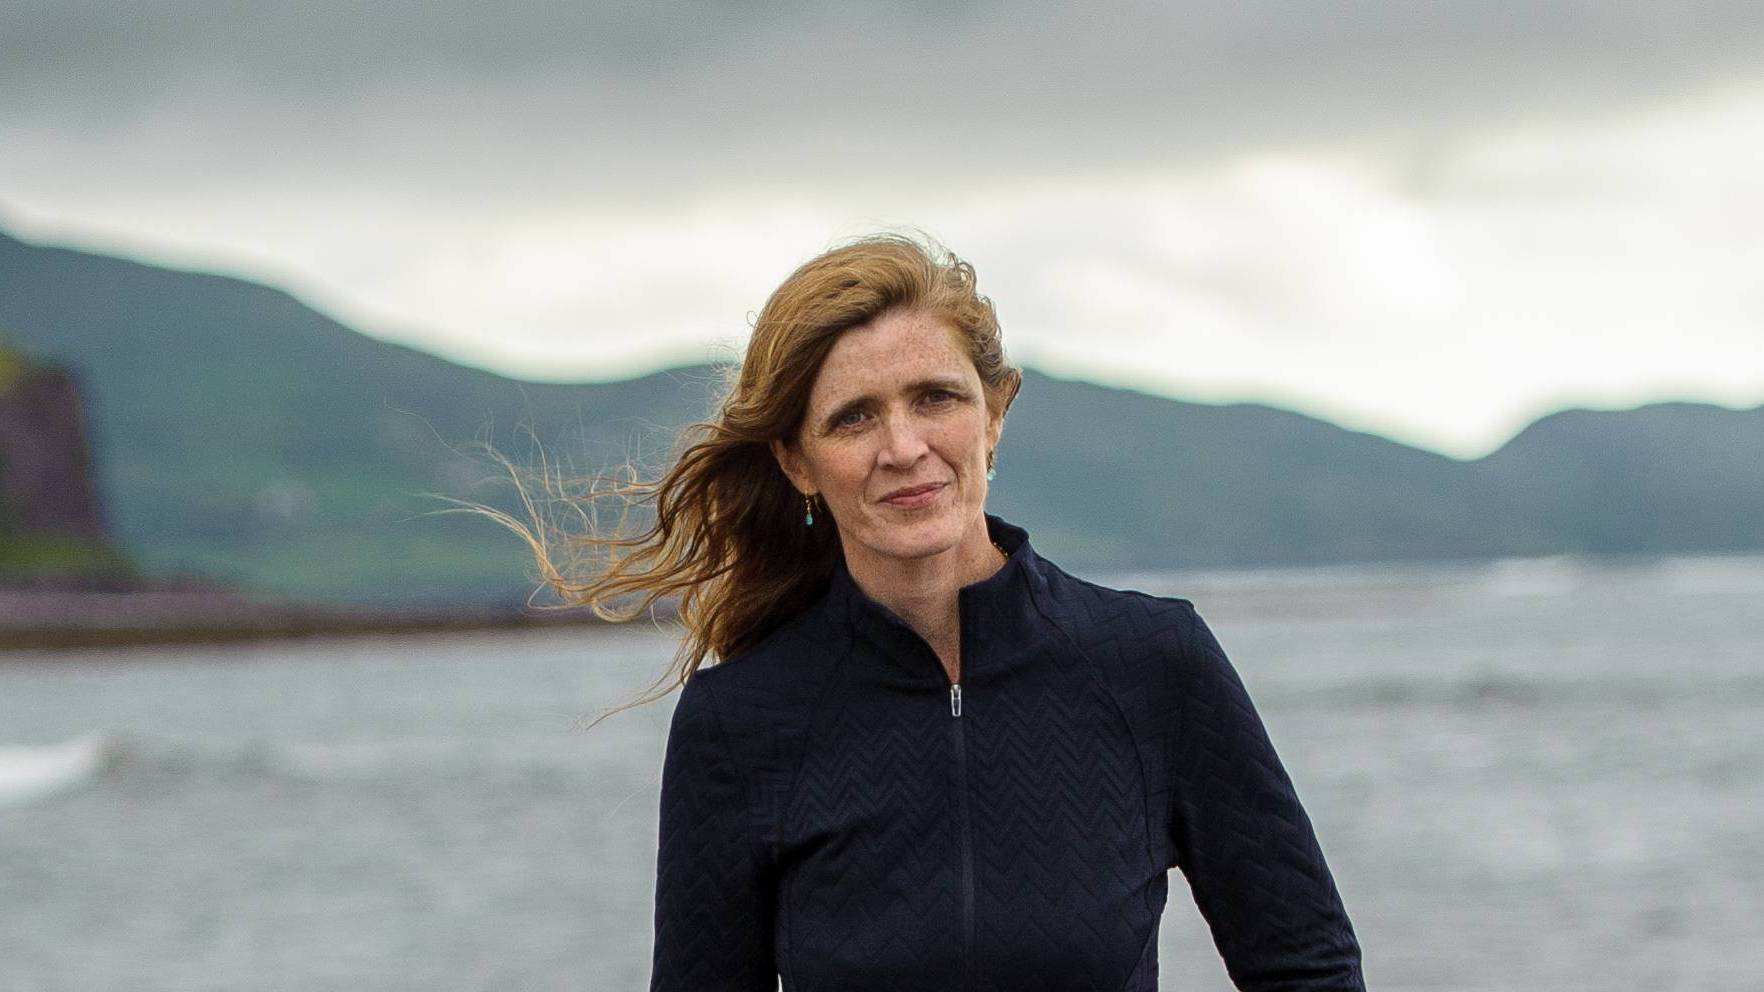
left=449, top=232, right=1023, bottom=726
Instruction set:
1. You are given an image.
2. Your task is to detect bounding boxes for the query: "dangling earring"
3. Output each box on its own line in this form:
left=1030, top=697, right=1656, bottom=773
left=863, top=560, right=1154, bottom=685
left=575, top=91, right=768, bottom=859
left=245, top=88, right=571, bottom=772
left=985, top=449, right=997, bottom=482
left=803, top=491, right=816, bottom=527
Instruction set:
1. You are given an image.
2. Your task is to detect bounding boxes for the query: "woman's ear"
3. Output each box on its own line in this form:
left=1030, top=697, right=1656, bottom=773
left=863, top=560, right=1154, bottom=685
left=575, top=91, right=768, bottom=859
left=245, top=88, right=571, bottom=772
left=769, top=438, right=809, bottom=494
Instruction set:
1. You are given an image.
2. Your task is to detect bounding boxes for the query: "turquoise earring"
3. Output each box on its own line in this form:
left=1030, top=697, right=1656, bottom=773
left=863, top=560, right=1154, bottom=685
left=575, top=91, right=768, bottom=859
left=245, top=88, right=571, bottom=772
left=985, top=449, right=997, bottom=481
left=803, top=491, right=815, bottom=526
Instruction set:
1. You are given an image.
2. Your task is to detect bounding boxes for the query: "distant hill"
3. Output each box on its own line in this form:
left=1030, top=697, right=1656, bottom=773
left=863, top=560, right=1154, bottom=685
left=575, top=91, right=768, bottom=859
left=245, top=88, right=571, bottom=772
left=1476, top=403, right=1764, bottom=556
left=1, top=224, right=1759, bottom=607
left=0, top=225, right=725, bottom=606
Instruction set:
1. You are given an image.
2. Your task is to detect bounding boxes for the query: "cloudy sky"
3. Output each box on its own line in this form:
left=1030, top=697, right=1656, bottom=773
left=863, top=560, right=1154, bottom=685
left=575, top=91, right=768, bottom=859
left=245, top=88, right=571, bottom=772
left=4, top=1, right=1761, bottom=458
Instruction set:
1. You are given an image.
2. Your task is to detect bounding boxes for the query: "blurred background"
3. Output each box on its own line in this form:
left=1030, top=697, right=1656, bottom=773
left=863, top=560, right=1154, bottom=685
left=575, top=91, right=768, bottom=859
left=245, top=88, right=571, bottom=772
left=2, top=2, right=1761, bottom=989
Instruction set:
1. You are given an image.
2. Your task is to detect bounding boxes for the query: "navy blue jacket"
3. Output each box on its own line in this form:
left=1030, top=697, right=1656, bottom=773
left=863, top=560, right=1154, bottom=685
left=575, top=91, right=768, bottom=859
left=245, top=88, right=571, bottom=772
left=649, top=514, right=1365, bottom=990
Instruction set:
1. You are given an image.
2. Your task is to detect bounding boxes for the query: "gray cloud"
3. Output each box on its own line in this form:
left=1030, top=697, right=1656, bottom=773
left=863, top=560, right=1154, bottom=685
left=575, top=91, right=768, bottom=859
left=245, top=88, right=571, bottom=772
left=7, top=0, right=1764, bottom=179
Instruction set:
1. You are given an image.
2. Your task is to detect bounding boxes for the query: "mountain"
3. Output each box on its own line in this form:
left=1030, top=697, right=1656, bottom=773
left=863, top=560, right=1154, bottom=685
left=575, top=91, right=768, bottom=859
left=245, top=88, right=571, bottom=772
left=1476, top=402, right=1764, bottom=556
left=1, top=224, right=1759, bottom=606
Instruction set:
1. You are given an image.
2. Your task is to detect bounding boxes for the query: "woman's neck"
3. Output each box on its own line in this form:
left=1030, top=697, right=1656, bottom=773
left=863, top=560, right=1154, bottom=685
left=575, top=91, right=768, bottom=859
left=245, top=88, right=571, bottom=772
left=842, top=517, right=1005, bottom=679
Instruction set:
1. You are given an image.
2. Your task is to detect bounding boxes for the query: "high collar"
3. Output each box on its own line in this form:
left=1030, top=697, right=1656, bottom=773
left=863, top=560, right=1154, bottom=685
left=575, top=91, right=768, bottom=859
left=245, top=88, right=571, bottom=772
left=828, top=513, right=1048, bottom=686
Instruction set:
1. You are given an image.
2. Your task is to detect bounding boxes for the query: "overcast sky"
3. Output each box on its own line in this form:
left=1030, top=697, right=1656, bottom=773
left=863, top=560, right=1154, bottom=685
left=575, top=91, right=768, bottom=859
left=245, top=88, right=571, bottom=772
left=4, top=1, right=1762, bottom=457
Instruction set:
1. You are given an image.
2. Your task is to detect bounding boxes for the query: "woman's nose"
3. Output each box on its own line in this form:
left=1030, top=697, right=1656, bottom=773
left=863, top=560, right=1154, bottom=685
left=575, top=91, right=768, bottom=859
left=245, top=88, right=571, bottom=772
left=876, top=412, right=929, bottom=466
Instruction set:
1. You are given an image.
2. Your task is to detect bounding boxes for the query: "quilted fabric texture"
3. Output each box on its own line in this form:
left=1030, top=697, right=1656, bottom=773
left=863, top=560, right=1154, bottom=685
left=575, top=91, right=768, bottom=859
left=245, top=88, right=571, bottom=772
left=649, top=514, right=1366, bottom=991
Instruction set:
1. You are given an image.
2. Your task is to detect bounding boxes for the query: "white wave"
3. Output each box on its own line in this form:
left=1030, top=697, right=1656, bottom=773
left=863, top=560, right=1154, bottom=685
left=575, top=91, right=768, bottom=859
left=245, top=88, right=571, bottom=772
left=1654, top=554, right=1764, bottom=596
left=1480, top=555, right=1584, bottom=598
left=273, top=734, right=597, bottom=782
left=0, top=731, right=600, bottom=796
left=0, top=733, right=107, bottom=807
left=274, top=737, right=478, bottom=781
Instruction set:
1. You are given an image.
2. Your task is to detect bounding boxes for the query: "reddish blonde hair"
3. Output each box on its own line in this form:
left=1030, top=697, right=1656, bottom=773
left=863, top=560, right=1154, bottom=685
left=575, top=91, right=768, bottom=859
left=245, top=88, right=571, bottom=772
left=455, top=231, right=1022, bottom=723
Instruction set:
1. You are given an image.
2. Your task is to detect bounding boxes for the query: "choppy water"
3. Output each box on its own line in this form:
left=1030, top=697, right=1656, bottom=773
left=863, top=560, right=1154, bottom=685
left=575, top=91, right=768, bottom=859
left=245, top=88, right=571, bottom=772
left=2, top=553, right=1761, bottom=991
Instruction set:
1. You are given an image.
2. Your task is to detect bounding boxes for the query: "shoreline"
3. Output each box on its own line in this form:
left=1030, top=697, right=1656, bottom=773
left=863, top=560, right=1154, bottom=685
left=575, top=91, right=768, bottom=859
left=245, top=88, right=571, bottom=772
left=0, top=587, right=665, bottom=653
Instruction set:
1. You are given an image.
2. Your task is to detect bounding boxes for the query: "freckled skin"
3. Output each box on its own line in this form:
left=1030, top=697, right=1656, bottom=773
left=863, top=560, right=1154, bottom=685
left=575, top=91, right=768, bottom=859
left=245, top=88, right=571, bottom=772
left=770, top=308, right=1005, bottom=677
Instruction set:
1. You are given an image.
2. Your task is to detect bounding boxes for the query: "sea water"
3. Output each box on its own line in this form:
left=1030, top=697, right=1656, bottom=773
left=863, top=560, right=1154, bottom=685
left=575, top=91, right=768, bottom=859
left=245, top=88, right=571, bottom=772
left=2, top=553, right=1761, bottom=991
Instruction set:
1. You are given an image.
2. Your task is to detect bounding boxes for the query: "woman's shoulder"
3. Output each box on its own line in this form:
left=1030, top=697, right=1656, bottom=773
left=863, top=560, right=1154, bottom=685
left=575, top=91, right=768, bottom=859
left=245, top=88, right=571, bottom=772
left=669, top=590, right=842, bottom=794
left=685, top=586, right=847, bottom=725
left=1033, top=555, right=1202, bottom=637
left=1028, top=554, right=1232, bottom=689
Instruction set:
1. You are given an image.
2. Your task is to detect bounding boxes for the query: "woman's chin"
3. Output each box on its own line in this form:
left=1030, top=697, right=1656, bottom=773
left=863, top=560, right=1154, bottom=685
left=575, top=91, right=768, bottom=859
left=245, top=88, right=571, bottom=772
left=863, top=508, right=968, bottom=561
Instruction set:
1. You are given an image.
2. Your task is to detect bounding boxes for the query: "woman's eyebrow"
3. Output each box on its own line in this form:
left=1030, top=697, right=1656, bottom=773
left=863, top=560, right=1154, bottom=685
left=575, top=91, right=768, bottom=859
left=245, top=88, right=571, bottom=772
left=826, top=376, right=970, bottom=411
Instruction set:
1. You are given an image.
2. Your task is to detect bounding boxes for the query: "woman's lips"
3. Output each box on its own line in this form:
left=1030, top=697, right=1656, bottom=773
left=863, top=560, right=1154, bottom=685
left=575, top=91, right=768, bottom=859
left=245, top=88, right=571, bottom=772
left=882, top=483, right=945, bottom=508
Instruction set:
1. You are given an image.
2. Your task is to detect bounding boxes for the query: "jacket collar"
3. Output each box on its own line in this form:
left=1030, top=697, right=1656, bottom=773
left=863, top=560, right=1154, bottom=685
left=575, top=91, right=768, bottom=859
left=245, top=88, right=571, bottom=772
left=828, top=512, right=1047, bottom=685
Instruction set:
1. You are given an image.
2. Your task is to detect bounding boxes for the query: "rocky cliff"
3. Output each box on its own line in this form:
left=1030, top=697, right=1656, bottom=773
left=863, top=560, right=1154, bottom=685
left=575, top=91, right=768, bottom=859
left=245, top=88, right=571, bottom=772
left=0, top=336, right=134, bottom=588
left=0, top=341, right=109, bottom=538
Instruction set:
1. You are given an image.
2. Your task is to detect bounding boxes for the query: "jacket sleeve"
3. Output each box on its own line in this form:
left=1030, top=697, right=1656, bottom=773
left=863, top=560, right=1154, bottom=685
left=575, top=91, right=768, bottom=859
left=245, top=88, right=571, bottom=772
left=648, top=671, right=778, bottom=991
left=1166, top=605, right=1367, bottom=991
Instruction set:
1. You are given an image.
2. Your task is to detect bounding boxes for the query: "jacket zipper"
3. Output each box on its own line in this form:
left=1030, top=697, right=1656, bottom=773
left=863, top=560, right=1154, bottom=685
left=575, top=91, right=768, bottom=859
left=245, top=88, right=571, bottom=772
left=949, top=678, right=974, bottom=990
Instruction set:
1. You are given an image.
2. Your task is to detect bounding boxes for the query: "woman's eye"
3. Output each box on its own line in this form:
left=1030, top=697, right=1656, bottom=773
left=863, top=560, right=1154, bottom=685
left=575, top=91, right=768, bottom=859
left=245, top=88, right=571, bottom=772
left=830, top=392, right=955, bottom=431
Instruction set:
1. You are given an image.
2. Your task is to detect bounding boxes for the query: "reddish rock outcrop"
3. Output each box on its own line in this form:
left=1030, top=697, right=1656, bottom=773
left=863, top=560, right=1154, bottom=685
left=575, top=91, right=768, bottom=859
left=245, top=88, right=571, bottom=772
left=0, top=342, right=110, bottom=540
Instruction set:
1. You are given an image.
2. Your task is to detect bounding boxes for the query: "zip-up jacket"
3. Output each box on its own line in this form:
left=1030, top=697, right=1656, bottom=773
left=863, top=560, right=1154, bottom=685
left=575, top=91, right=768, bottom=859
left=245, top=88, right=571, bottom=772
left=649, top=513, right=1366, bottom=991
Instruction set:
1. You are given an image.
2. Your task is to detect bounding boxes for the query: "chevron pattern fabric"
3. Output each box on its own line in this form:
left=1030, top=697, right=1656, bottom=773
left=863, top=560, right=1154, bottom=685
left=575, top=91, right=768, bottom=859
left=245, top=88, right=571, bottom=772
left=649, top=514, right=1366, bottom=991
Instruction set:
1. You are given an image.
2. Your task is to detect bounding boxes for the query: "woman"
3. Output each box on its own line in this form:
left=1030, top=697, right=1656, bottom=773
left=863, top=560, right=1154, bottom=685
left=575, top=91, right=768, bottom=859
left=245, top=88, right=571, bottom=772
left=488, top=234, right=1366, bottom=989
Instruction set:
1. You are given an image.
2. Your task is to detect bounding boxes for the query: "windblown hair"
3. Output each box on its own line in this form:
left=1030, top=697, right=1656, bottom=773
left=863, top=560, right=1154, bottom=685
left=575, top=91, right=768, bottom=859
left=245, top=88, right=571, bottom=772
left=449, top=231, right=1022, bottom=725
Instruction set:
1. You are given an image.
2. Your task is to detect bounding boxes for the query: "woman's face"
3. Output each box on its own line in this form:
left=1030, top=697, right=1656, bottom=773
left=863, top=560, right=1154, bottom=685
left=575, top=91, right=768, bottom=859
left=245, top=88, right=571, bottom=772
left=771, top=308, right=1003, bottom=569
